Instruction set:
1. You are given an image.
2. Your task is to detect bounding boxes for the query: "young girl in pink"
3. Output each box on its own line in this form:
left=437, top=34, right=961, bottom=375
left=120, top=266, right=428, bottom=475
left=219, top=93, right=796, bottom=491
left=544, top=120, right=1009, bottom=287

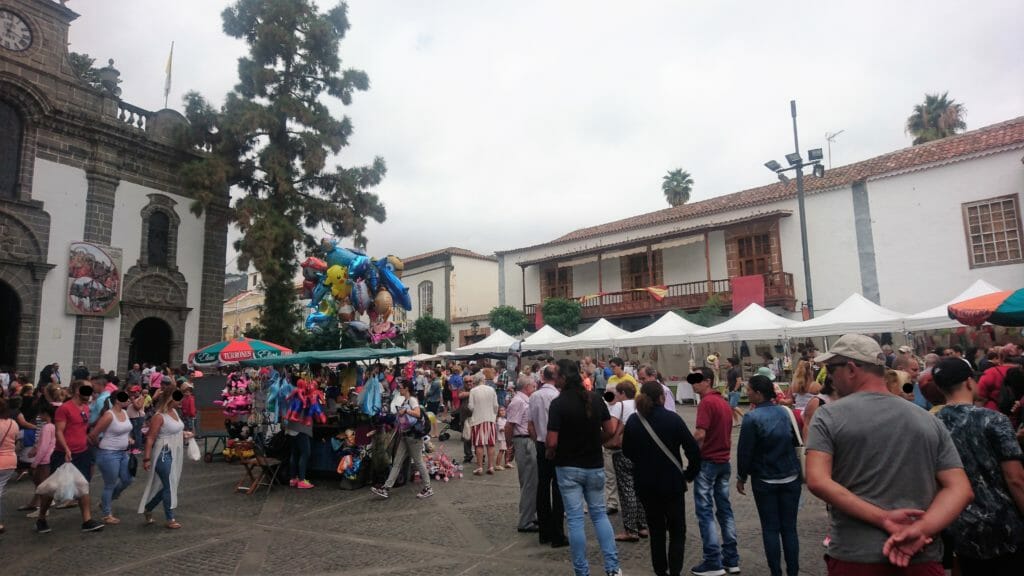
left=495, top=406, right=509, bottom=471
left=20, top=404, right=55, bottom=517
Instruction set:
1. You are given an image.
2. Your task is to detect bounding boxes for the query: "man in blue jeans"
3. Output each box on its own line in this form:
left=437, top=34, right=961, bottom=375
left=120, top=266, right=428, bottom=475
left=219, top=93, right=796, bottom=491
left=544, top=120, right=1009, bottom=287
left=546, top=359, right=621, bottom=576
left=690, top=367, right=739, bottom=575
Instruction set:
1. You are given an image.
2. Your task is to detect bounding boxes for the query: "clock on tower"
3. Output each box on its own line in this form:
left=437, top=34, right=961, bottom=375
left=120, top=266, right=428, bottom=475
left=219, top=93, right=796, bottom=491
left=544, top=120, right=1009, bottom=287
left=0, top=8, right=33, bottom=52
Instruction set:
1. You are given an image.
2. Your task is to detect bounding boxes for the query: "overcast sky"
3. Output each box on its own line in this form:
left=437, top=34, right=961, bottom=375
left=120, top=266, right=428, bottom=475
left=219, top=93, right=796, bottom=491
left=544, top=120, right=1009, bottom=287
left=67, top=0, right=1024, bottom=270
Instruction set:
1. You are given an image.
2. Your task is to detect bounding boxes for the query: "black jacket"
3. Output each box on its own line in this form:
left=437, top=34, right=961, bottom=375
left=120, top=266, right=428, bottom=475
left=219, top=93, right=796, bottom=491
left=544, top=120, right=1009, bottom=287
left=622, top=405, right=701, bottom=494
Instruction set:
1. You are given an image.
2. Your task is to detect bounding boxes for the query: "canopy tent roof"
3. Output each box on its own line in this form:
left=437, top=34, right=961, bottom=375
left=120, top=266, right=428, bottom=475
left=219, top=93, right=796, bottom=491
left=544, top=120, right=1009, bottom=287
left=239, top=347, right=412, bottom=367
left=614, top=312, right=704, bottom=347
left=547, top=318, right=632, bottom=350
left=453, top=329, right=518, bottom=354
left=787, top=293, right=906, bottom=337
left=522, top=325, right=571, bottom=350
left=689, top=303, right=799, bottom=344
left=903, top=279, right=1002, bottom=331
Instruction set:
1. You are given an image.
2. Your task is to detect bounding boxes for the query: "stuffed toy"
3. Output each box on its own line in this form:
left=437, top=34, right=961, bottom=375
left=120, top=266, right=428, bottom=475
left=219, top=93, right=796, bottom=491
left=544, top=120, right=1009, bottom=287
left=286, top=377, right=328, bottom=427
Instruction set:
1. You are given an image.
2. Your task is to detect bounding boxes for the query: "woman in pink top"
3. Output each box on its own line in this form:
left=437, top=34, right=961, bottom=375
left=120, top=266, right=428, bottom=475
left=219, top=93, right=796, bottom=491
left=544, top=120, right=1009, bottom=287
left=0, top=397, right=22, bottom=534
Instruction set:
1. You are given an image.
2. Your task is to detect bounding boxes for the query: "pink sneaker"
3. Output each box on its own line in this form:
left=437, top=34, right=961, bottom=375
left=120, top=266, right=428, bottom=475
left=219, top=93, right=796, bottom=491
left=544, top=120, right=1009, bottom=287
left=289, top=478, right=299, bottom=487
left=297, top=480, right=314, bottom=490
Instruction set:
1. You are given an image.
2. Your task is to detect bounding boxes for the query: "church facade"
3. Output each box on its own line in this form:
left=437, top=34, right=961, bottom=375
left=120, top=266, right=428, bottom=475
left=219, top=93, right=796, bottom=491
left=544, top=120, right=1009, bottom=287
left=0, top=0, right=228, bottom=376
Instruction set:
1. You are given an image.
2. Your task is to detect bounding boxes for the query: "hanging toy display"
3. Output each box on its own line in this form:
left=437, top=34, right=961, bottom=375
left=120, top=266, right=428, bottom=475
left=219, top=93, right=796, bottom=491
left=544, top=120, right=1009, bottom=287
left=285, top=377, right=328, bottom=427
left=300, top=238, right=412, bottom=345
left=214, top=372, right=254, bottom=418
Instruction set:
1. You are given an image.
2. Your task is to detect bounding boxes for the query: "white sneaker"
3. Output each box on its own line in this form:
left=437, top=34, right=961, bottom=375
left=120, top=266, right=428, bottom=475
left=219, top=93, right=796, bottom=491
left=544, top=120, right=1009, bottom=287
left=26, top=509, right=40, bottom=518
left=605, top=570, right=623, bottom=576
left=725, top=567, right=741, bottom=574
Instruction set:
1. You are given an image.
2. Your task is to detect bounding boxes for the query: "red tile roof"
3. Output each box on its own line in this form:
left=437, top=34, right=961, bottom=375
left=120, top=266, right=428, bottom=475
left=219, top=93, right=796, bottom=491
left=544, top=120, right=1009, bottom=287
left=402, top=246, right=497, bottom=266
left=501, top=115, right=1024, bottom=254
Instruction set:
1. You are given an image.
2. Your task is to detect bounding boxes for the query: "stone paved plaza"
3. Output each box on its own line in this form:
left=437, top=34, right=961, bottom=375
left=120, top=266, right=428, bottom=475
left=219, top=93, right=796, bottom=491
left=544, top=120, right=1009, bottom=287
left=1, top=406, right=831, bottom=575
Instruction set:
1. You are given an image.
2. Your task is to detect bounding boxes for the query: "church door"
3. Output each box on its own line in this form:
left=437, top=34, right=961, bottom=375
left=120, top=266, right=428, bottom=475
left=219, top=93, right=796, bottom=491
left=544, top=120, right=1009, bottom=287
left=0, top=281, right=20, bottom=369
left=129, top=317, right=172, bottom=367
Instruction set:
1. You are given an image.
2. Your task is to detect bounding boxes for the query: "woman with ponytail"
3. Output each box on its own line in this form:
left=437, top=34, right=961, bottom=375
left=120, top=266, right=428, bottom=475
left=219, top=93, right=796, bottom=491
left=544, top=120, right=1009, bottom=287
left=622, top=381, right=701, bottom=576
left=546, top=359, right=622, bottom=576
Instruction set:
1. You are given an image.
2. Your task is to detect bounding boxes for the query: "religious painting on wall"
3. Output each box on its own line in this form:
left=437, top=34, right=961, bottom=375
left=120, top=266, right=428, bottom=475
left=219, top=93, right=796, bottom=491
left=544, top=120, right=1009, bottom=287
left=66, top=241, right=122, bottom=317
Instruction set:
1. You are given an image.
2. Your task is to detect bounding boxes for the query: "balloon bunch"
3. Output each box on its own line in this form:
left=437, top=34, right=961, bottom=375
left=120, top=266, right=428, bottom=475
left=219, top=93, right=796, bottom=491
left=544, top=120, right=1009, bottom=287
left=301, top=238, right=412, bottom=345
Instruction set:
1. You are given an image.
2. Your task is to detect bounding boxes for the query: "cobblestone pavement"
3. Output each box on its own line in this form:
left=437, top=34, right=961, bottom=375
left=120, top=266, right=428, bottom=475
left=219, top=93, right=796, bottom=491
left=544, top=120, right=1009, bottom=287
left=1, top=405, right=831, bottom=575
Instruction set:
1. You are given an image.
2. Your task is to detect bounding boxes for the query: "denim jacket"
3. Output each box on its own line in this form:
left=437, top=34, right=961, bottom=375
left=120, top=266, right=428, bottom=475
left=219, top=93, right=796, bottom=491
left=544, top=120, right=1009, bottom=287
left=736, top=402, right=801, bottom=483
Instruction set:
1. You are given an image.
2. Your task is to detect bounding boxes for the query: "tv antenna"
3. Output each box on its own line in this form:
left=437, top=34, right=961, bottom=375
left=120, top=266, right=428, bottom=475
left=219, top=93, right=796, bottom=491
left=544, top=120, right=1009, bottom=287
left=825, top=130, right=845, bottom=168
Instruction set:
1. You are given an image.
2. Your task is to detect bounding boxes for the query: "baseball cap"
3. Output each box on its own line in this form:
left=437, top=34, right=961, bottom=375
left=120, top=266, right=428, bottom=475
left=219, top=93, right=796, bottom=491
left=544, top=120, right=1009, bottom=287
left=897, top=345, right=914, bottom=354
left=754, top=366, right=776, bottom=381
left=932, top=358, right=974, bottom=390
left=814, top=334, right=886, bottom=366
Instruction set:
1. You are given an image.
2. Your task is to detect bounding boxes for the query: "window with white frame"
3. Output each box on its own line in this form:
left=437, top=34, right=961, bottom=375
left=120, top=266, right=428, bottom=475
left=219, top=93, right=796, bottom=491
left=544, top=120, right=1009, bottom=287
left=418, top=281, right=434, bottom=316
left=962, top=195, right=1023, bottom=268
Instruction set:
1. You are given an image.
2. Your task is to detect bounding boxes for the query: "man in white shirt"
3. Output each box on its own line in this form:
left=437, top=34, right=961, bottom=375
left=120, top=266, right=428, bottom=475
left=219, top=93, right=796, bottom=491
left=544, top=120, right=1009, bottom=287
left=528, top=364, right=566, bottom=547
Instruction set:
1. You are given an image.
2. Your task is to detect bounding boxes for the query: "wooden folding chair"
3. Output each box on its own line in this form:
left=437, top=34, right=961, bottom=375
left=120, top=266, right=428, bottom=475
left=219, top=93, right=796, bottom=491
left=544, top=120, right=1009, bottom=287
left=234, top=440, right=282, bottom=496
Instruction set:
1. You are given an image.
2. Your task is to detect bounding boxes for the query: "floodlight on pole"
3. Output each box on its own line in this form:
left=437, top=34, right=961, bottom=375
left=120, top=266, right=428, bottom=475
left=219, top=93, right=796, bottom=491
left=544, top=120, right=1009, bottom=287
left=808, top=148, right=824, bottom=161
left=785, top=152, right=802, bottom=166
left=764, top=160, right=782, bottom=172
left=777, top=173, right=790, bottom=184
left=813, top=164, right=825, bottom=178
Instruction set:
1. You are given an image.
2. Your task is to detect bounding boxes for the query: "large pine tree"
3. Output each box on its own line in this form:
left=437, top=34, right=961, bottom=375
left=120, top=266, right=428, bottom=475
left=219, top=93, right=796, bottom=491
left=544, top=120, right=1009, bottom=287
left=182, top=0, right=386, bottom=348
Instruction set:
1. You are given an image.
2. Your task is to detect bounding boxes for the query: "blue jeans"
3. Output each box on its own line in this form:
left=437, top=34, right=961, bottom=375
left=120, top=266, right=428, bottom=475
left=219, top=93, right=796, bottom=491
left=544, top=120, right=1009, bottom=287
left=694, top=461, right=739, bottom=569
left=145, top=448, right=174, bottom=520
left=95, top=448, right=133, bottom=516
left=556, top=466, right=619, bottom=576
left=130, top=417, right=145, bottom=451
left=290, top=433, right=310, bottom=480
left=751, top=478, right=801, bottom=576
left=496, top=388, right=507, bottom=407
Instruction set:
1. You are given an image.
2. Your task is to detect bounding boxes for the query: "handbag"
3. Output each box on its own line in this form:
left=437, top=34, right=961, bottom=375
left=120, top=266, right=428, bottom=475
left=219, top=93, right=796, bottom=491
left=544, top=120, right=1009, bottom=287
left=784, top=407, right=806, bottom=473
left=128, top=453, right=138, bottom=477
left=603, top=403, right=625, bottom=450
left=635, top=412, right=685, bottom=476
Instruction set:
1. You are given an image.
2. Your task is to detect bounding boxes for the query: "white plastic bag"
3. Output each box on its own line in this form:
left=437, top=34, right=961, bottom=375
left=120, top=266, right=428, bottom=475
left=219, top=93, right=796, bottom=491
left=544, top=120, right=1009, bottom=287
left=187, top=438, right=201, bottom=462
left=36, top=462, right=90, bottom=502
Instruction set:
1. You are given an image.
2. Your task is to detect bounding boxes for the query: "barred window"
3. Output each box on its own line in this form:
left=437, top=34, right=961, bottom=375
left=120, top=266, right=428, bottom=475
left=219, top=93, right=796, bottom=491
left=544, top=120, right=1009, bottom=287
left=418, top=281, right=434, bottom=316
left=963, top=195, right=1023, bottom=268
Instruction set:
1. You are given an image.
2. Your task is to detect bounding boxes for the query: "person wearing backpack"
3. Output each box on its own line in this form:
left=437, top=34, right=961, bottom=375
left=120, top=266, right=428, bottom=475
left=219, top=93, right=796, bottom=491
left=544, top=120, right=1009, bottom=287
left=371, top=380, right=433, bottom=500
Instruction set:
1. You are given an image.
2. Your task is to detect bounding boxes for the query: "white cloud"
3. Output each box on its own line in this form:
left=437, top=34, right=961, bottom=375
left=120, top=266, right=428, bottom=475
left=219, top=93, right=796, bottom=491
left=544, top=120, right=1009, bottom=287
left=67, top=0, right=1024, bottom=266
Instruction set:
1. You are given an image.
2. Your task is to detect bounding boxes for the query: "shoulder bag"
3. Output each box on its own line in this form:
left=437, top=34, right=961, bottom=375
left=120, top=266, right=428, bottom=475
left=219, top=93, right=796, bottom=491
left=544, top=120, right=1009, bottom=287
left=636, top=412, right=684, bottom=475
left=784, top=406, right=805, bottom=473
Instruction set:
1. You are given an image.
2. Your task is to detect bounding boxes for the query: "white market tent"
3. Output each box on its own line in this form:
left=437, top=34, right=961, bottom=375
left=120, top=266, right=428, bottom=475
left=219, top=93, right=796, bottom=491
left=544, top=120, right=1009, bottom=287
left=547, top=318, right=632, bottom=351
left=522, top=325, right=571, bottom=350
left=787, top=293, right=907, bottom=337
left=453, top=329, right=518, bottom=354
left=614, top=311, right=704, bottom=347
left=408, top=353, right=435, bottom=362
left=903, top=279, right=1002, bottom=331
left=689, top=303, right=799, bottom=344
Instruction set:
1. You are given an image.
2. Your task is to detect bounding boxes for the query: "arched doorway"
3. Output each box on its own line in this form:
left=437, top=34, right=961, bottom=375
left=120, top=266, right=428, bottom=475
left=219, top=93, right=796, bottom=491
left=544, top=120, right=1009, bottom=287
left=129, top=317, right=172, bottom=367
left=0, top=280, right=20, bottom=369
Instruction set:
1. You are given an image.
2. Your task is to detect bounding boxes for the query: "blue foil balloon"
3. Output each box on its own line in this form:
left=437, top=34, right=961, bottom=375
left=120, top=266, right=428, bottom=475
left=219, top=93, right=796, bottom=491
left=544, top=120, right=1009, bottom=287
left=379, top=265, right=412, bottom=310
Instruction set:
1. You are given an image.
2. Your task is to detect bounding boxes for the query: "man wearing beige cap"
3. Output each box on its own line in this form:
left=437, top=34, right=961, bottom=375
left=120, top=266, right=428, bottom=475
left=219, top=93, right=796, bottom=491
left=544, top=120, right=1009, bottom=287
left=805, top=334, right=973, bottom=574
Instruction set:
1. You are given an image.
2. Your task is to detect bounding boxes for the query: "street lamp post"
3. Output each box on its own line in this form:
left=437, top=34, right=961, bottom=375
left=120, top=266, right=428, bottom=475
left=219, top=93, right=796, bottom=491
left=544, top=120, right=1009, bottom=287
left=764, top=100, right=824, bottom=318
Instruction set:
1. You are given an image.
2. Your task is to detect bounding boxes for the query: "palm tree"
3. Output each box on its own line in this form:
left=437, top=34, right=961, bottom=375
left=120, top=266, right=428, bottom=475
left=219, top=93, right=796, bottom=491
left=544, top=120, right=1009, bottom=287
left=662, top=169, right=694, bottom=207
left=906, top=92, right=967, bottom=145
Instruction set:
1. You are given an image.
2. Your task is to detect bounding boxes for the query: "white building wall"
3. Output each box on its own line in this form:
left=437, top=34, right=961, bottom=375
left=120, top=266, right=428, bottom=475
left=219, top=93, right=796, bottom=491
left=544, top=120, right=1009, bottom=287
left=789, top=187, right=863, bottom=315
left=450, top=255, right=499, bottom=318
left=661, top=232, right=729, bottom=285
left=867, top=150, right=1024, bottom=313
left=403, top=263, right=446, bottom=324
left=33, top=159, right=87, bottom=376
left=100, top=181, right=206, bottom=367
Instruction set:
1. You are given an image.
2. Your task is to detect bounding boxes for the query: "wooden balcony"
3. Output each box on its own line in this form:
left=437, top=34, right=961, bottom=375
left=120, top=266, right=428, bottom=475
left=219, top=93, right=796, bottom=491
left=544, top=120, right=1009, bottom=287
left=525, top=272, right=796, bottom=321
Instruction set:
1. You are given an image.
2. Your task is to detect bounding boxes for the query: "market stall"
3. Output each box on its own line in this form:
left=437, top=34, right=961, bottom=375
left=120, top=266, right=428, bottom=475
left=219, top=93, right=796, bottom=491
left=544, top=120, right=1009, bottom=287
left=786, top=293, right=906, bottom=338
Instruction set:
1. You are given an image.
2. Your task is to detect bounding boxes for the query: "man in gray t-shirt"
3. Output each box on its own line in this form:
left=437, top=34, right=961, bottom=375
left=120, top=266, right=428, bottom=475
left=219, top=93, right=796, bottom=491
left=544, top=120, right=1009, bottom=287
left=805, top=334, right=972, bottom=572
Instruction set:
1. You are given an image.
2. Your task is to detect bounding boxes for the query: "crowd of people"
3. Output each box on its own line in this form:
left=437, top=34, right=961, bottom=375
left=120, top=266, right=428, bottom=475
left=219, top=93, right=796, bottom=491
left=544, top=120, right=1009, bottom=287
left=3, top=337, right=1024, bottom=576
left=377, top=337, right=1024, bottom=576
left=0, top=362, right=196, bottom=534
